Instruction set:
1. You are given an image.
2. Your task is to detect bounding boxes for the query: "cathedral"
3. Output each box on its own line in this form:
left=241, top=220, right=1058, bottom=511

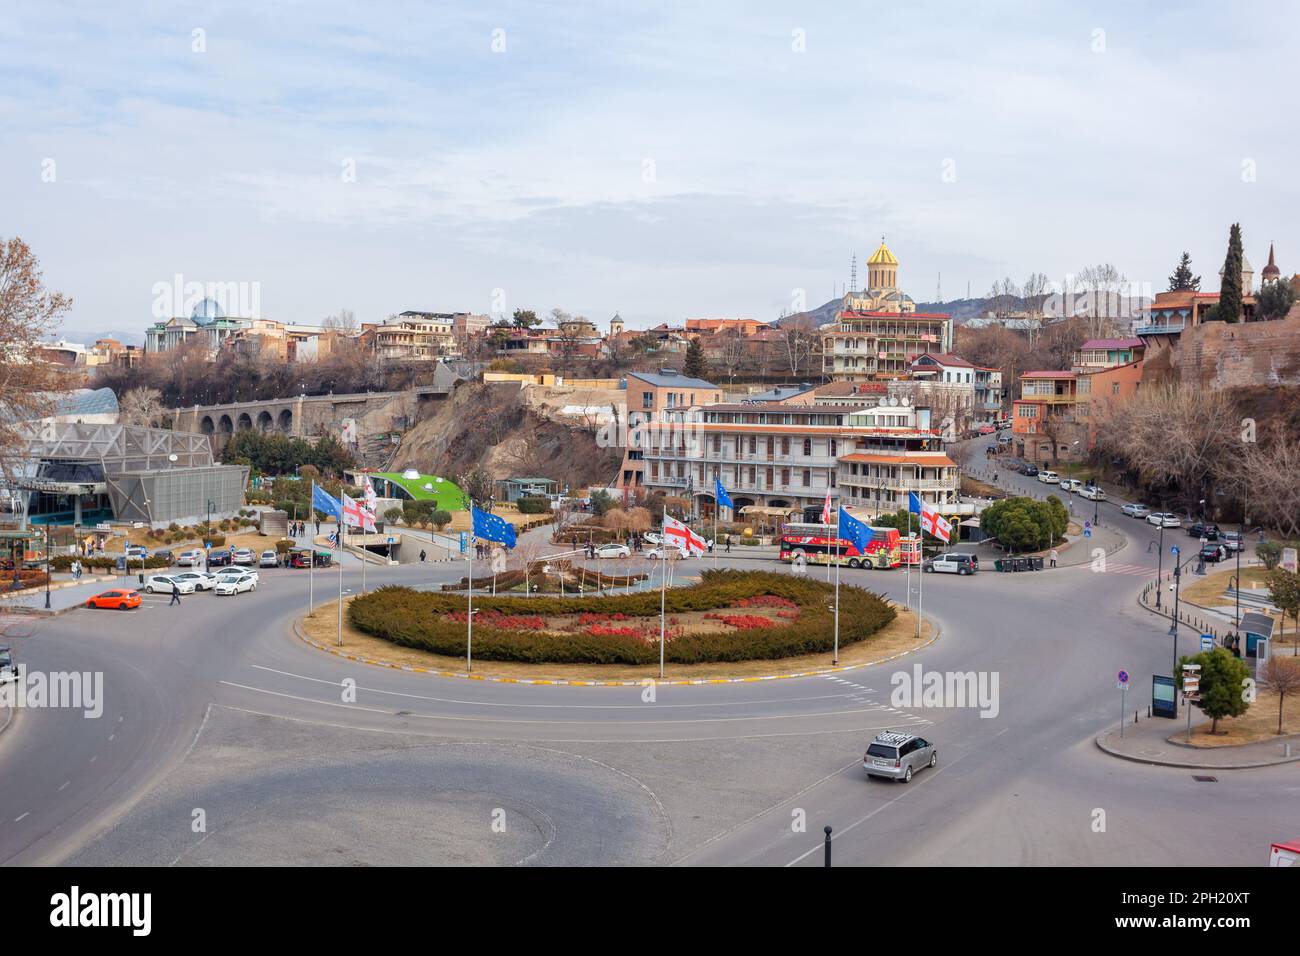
left=842, top=239, right=916, bottom=314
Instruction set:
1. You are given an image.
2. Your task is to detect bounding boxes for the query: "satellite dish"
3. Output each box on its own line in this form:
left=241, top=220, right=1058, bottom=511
left=889, top=396, right=899, bottom=407
left=402, top=469, right=420, bottom=480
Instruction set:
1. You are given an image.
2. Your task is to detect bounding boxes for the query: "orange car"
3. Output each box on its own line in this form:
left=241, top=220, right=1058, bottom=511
left=86, top=589, right=142, bottom=611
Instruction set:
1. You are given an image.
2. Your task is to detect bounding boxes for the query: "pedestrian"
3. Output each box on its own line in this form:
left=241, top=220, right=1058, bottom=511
left=315, top=519, right=321, bottom=535
left=1049, top=547, right=1058, bottom=568
left=169, top=580, right=181, bottom=606
left=419, top=549, right=427, bottom=562
left=724, top=536, right=731, bottom=554
left=1147, top=539, right=1155, bottom=554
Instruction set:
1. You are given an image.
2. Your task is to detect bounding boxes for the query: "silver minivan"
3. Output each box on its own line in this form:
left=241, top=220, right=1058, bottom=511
left=863, top=731, right=937, bottom=783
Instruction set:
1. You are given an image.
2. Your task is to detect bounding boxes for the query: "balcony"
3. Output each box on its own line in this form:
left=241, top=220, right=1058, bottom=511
left=1133, top=318, right=1186, bottom=336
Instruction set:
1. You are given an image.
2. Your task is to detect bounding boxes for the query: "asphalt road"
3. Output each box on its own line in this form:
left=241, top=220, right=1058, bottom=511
left=0, top=470, right=1293, bottom=867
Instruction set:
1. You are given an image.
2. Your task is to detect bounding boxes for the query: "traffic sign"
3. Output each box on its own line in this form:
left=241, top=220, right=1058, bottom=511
left=1171, top=545, right=1180, bottom=556
left=1118, top=670, right=1129, bottom=684
left=1200, top=634, right=1214, bottom=652
left=1084, top=527, right=1091, bottom=538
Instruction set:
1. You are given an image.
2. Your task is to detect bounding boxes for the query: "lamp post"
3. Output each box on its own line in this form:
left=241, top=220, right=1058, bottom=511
left=1170, top=548, right=1183, bottom=677
left=1155, top=499, right=1166, bottom=609
left=44, top=523, right=51, bottom=610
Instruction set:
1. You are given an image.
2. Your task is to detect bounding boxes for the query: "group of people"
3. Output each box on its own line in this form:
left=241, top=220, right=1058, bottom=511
left=288, top=520, right=307, bottom=537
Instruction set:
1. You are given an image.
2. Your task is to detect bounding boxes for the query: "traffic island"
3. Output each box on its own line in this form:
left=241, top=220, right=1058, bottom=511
left=295, top=570, right=939, bottom=685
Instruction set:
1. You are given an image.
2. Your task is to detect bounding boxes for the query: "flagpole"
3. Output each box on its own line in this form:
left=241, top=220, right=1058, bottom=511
left=467, top=533, right=474, bottom=673
left=833, top=534, right=841, bottom=666
left=905, top=500, right=912, bottom=613
left=658, top=528, right=667, bottom=680
left=916, top=484, right=924, bottom=640
left=337, top=519, right=344, bottom=647
left=308, top=483, right=315, bottom=617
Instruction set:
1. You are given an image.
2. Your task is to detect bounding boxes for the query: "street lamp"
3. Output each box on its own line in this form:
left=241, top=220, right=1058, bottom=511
left=44, top=523, right=51, bottom=610
left=1155, top=499, right=1167, bottom=609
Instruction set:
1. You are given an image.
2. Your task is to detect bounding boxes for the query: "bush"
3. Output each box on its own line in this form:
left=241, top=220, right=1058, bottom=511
left=385, top=507, right=403, bottom=525
left=432, top=510, right=452, bottom=531
left=1257, top=540, right=1282, bottom=570
left=275, top=538, right=295, bottom=554
left=349, top=570, right=896, bottom=665
left=515, top=496, right=551, bottom=514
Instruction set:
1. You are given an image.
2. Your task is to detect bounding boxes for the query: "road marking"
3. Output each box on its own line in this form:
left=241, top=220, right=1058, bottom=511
left=784, top=749, right=971, bottom=867
left=89, top=754, right=97, bottom=763
left=14, top=813, right=28, bottom=822
left=57, top=781, right=69, bottom=791
left=108, top=734, right=115, bottom=741
left=248, top=664, right=860, bottom=711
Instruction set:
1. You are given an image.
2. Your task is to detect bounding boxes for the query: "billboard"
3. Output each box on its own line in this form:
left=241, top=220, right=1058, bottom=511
left=1152, top=674, right=1177, bottom=719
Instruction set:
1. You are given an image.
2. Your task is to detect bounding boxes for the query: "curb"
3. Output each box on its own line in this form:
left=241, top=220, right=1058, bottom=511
left=293, top=610, right=943, bottom=687
left=1094, top=732, right=1300, bottom=769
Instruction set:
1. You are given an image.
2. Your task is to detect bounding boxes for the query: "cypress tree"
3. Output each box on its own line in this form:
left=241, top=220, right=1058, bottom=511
left=1217, top=224, right=1244, bottom=322
left=684, top=337, right=708, bottom=378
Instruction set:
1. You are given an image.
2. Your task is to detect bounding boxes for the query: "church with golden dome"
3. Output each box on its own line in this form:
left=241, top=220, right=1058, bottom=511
left=842, top=239, right=917, bottom=314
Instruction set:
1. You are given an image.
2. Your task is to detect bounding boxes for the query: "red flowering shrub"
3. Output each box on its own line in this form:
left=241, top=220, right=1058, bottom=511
left=587, top=625, right=642, bottom=637
left=714, top=614, right=777, bottom=629
left=731, top=595, right=798, bottom=610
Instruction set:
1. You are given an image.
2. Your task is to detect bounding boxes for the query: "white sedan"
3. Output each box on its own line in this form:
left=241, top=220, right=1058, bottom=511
left=214, top=572, right=259, bottom=595
left=143, top=574, right=197, bottom=595
left=1147, top=512, right=1182, bottom=529
left=594, top=543, right=631, bottom=559
left=646, top=545, right=690, bottom=560
left=170, top=571, right=218, bottom=591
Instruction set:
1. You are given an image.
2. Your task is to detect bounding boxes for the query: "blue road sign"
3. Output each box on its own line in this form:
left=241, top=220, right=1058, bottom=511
left=1084, top=528, right=1092, bottom=538
left=1118, top=670, right=1129, bottom=684
left=1200, top=634, right=1214, bottom=652
left=1171, top=545, right=1180, bottom=556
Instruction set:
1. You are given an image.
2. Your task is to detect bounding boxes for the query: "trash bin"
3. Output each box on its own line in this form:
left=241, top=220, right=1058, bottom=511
left=1031, top=557, right=1044, bottom=571
left=994, top=559, right=1005, bottom=572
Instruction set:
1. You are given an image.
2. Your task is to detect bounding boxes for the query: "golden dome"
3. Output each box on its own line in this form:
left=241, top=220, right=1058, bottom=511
left=866, top=238, right=898, bottom=266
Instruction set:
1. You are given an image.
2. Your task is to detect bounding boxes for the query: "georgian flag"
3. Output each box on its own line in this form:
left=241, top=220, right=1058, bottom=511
left=820, top=489, right=833, bottom=525
left=663, top=513, right=708, bottom=556
left=361, top=473, right=378, bottom=510
left=342, top=493, right=377, bottom=532
left=908, top=491, right=952, bottom=543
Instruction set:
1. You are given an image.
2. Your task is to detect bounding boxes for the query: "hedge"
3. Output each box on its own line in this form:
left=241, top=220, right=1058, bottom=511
left=349, top=569, right=896, bottom=665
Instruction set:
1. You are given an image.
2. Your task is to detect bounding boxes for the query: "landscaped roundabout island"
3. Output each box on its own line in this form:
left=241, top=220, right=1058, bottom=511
left=347, top=570, right=897, bottom=666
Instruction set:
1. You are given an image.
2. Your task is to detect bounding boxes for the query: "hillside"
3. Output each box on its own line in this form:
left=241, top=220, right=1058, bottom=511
left=390, top=381, right=623, bottom=491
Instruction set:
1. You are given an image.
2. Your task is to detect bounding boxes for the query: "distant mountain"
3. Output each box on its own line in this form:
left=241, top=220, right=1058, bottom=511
left=772, top=297, right=842, bottom=329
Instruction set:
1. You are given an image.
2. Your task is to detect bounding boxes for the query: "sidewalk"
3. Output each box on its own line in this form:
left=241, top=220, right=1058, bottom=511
left=0, top=574, right=126, bottom=615
left=1096, top=707, right=1300, bottom=769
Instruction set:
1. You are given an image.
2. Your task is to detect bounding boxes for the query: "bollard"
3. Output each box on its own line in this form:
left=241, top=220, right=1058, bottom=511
left=824, top=825, right=833, bottom=867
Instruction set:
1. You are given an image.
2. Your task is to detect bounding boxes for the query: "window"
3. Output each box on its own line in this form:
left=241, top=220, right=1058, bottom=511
left=781, top=437, right=790, bottom=455
left=650, top=463, right=659, bottom=479
left=748, top=436, right=756, bottom=454
left=712, top=434, right=721, bottom=452
left=802, top=469, right=811, bottom=487
left=830, top=438, right=837, bottom=456
left=830, top=471, right=836, bottom=488
left=781, top=468, right=790, bottom=486
left=803, top=438, right=812, bottom=456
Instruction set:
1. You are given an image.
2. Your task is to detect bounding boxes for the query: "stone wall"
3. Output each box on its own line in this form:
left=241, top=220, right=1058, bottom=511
left=1166, top=311, right=1300, bottom=389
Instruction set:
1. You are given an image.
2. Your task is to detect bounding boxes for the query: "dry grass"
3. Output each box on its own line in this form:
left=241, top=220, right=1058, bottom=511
left=1175, top=688, right=1300, bottom=747
left=300, top=595, right=933, bottom=681
left=1180, top=566, right=1299, bottom=648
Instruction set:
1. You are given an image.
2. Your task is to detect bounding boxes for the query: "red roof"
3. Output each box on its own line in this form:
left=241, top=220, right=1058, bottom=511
left=910, top=352, right=973, bottom=368
left=1079, top=338, right=1143, bottom=350
left=1021, top=370, right=1077, bottom=379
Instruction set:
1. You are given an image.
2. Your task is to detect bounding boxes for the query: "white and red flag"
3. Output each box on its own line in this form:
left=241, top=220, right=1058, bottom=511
left=820, top=489, right=833, bottom=525
left=908, top=491, right=952, bottom=543
left=361, top=473, right=378, bottom=511
left=662, top=513, right=708, bottom=556
left=342, top=493, right=377, bottom=532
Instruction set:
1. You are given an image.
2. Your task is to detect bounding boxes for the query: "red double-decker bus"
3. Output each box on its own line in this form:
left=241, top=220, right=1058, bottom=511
left=778, top=522, right=902, bottom=569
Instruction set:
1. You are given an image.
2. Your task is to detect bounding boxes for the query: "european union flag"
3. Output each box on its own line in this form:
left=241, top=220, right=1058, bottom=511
left=472, top=505, right=516, bottom=549
left=715, top=478, right=734, bottom=510
left=312, top=482, right=343, bottom=521
left=908, top=491, right=924, bottom=515
left=837, top=506, right=872, bottom=555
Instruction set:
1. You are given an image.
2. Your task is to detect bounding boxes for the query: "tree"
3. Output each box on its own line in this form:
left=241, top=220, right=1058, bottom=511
left=511, top=309, right=540, bottom=330
left=1256, top=540, right=1282, bottom=570
left=432, top=509, right=452, bottom=531
left=1255, top=279, right=1296, bottom=321
left=1264, top=657, right=1300, bottom=733
left=1236, top=424, right=1300, bottom=538
left=716, top=327, right=746, bottom=385
left=322, top=309, right=357, bottom=333
left=589, top=489, right=615, bottom=517
left=0, top=237, right=71, bottom=480
left=384, top=507, right=403, bottom=525
left=781, top=323, right=818, bottom=378
left=1177, top=648, right=1251, bottom=734
left=1217, top=223, right=1244, bottom=323
left=119, top=387, right=166, bottom=428
left=683, top=337, right=708, bottom=379
left=977, top=496, right=1067, bottom=553
left=456, top=466, right=495, bottom=507
left=1168, top=252, right=1200, bottom=292
left=1267, top=569, right=1300, bottom=652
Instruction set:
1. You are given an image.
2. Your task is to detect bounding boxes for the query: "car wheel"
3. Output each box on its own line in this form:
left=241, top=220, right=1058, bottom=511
left=87, top=601, right=95, bottom=608
left=119, top=604, right=129, bottom=610
left=145, top=585, right=154, bottom=593
left=929, top=752, right=937, bottom=768
left=848, top=558, right=861, bottom=569
left=902, top=766, right=912, bottom=783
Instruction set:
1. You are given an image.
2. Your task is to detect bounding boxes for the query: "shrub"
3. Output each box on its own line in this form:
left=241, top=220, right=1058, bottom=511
left=1257, top=540, right=1282, bottom=570
left=432, top=510, right=452, bottom=531
left=516, top=496, right=551, bottom=514
left=349, top=570, right=895, bottom=665
left=385, top=507, right=403, bottom=525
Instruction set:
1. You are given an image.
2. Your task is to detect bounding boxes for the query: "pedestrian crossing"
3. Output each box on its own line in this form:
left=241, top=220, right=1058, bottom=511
left=1068, top=561, right=1154, bottom=578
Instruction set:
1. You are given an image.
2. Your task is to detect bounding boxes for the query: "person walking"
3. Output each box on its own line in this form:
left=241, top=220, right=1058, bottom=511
left=169, top=579, right=182, bottom=606
left=419, top=549, right=427, bottom=562
left=724, top=536, right=731, bottom=554
left=1049, top=547, right=1058, bottom=568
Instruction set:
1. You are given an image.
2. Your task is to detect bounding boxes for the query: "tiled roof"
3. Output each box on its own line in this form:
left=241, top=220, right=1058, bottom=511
left=1021, top=370, right=1077, bottom=379
left=1079, top=338, right=1143, bottom=349
left=841, top=453, right=957, bottom=467
left=627, top=370, right=720, bottom=390
left=910, top=352, right=973, bottom=368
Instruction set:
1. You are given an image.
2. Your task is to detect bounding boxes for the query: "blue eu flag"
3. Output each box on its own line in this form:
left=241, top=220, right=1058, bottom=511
left=472, top=505, right=517, bottom=548
left=311, top=482, right=343, bottom=521
left=837, top=506, right=872, bottom=555
left=907, top=491, right=925, bottom=515
left=714, top=478, right=734, bottom=510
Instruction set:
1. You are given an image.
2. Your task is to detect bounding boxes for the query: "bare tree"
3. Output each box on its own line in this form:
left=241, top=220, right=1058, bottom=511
left=781, top=325, right=817, bottom=379
left=1233, top=423, right=1300, bottom=538
left=323, top=309, right=357, bottom=333
left=0, top=237, right=71, bottom=480
left=717, top=327, right=746, bottom=386
left=119, top=387, right=166, bottom=428
left=1264, top=657, right=1300, bottom=732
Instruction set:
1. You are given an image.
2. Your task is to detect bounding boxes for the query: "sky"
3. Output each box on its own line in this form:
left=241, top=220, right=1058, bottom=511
left=3, top=0, right=1297, bottom=339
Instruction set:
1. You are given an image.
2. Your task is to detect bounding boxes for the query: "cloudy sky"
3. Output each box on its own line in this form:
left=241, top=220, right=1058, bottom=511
left=3, top=1, right=1297, bottom=338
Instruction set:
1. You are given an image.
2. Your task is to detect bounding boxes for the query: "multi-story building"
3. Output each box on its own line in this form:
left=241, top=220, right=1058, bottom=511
left=685, top=318, right=770, bottom=336
left=821, top=311, right=954, bottom=380
left=617, top=369, right=724, bottom=492
left=1072, top=337, right=1145, bottom=372
left=973, top=366, right=1004, bottom=423
left=812, top=381, right=889, bottom=406
left=1012, top=371, right=1086, bottom=464
left=361, top=313, right=457, bottom=361
left=635, top=397, right=965, bottom=520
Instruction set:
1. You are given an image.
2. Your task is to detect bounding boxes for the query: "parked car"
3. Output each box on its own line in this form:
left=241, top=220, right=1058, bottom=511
left=1199, top=543, right=1228, bottom=563
left=207, top=550, right=233, bottom=567
left=214, top=571, right=258, bottom=596
left=176, top=549, right=205, bottom=567
left=977, top=423, right=996, bottom=436
left=1020, top=464, right=1039, bottom=477
left=641, top=531, right=663, bottom=545
left=170, top=571, right=217, bottom=590
left=287, top=549, right=331, bottom=568
left=232, top=548, right=256, bottom=566
left=863, top=731, right=937, bottom=783
left=1121, top=503, right=1151, bottom=519
left=646, top=545, right=689, bottom=560
left=86, top=589, right=142, bottom=610
left=1221, top=530, right=1243, bottom=553
left=1147, top=513, right=1182, bottom=528
left=594, top=543, right=631, bottom=559
left=1187, top=522, right=1221, bottom=540
left=259, top=550, right=280, bottom=568
left=1037, top=471, right=1061, bottom=484
left=143, top=574, right=196, bottom=595
left=1057, top=478, right=1083, bottom=493
left=1078, top=485, right=1106, bottom=501
left=0, top=646, right=18, bottom=685
left=923, top=553, right=978, bottom=575
left=151, top=549, right=176, bottom=566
